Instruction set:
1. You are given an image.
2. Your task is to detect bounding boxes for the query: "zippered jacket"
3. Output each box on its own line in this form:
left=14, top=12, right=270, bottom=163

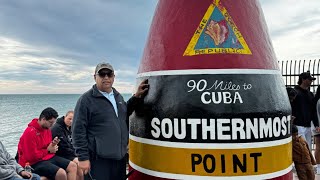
left=0, top=141, right=24, bottom=180
left=72, top=85, right=142, bottom=161
left=51, top=116, right=76, bottom=160
left=18, top=118, right=55, bottom=166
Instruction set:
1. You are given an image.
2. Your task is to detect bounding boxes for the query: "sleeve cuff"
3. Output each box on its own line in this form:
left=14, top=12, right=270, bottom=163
left=17, top=167, right=24, bottom=174
left=78, top=156, right=89, bottom=161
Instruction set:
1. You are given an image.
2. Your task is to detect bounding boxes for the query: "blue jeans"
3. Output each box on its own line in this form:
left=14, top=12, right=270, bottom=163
left=9, top=173, right=41, bottom=180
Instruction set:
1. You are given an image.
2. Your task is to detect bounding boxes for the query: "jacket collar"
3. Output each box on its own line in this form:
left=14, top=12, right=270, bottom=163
left=92, top=84, right=120, bottom=99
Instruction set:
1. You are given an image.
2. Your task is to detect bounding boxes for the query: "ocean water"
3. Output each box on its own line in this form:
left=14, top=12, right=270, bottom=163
left=0, top=94, right=132, bottom=156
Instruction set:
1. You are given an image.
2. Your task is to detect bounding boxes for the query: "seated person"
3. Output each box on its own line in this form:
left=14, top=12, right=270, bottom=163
left=0, top=140, right=41, bottom=180
left=18, top=107, right=77, bottom=180
left=51, top=111, right=83, bottom=180
left=51, top=111, right=76, bottom=161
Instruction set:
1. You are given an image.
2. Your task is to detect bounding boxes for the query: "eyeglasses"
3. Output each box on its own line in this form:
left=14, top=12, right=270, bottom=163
left=96, top=71, right=114, bottom=78
left=47, top=119, right=56, bottom=125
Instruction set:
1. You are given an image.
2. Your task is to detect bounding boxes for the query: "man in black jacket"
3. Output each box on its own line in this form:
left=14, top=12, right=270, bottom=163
left=51, top=111, right=83, bottom=180
left=51, top=111, right=76, bottom=161
left=72, top=62, right=149, bottom=180
left=292, top=71, right=319, bottom=149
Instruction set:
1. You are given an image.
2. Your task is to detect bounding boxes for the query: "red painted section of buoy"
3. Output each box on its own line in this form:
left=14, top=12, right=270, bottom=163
left=138, top=0, right=278, bottom=73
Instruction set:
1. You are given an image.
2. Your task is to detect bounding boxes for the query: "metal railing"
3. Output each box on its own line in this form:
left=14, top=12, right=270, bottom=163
left=278, top=59, right=320, bottom=93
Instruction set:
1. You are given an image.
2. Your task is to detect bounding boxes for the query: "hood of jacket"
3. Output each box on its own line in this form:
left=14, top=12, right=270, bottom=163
left=28, top=118, right=45, bottom=132
left=56, top=116, right=67, bottom=128
left=56, top=116, right=72, bottom=132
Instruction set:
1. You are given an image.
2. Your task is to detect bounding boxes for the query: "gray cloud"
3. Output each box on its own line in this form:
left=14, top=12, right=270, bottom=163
left=0, top=0, right=319, bottom=93
left=1, top=0, right=156, bottom=60
left=0, top=0, right=158, bottom=93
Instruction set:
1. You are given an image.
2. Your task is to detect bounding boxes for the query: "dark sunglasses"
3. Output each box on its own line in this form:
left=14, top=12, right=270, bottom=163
left=97, top=71, right=114, bottom=78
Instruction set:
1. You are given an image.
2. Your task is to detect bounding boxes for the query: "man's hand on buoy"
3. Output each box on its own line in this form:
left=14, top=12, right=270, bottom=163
left=134, top=79, right=149, bottom=98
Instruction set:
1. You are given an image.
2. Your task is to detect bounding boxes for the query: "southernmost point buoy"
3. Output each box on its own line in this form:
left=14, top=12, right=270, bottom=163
left=129, top=0, right=292, bottom=179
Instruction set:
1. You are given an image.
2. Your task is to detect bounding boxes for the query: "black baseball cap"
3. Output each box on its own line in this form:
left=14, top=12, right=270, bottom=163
left=299, top=71, right=316, bottom=81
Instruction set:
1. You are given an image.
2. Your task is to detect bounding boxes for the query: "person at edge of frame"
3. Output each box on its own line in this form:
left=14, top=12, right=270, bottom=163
left=292, top=124, right=316, bottom=180
left=313, top=85, right=320, bottom=174
left=292, top=71, right=320, bottom=149
left=0, top=140, right=41, bottom=180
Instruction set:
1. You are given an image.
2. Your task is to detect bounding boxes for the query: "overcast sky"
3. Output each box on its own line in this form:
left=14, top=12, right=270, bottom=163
left=0, top=0, right=319, bottom=94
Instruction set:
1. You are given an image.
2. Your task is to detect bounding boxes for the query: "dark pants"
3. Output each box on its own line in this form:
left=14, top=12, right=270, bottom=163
left=32, top=156, right=71, bottom=180
left=295, top=163, right=315, bottom=180
left=86, top=157, right=126, bottom=180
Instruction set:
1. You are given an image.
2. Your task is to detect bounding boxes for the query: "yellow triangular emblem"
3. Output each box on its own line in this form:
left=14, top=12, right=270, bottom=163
left=184, top=0, right=252, bottom=56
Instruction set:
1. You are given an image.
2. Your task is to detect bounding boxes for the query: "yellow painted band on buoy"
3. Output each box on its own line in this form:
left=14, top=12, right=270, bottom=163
left=129, top=139, right=292, bottom=176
